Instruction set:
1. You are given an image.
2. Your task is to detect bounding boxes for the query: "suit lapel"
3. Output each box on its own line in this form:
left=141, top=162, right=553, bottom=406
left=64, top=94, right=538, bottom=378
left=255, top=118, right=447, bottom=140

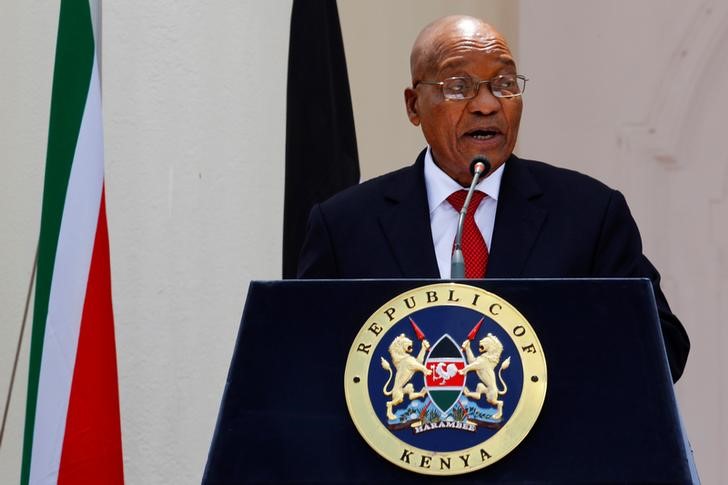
left=378, top=150, right=440, bottom=278
left=488, top=156, right=547, bottom=277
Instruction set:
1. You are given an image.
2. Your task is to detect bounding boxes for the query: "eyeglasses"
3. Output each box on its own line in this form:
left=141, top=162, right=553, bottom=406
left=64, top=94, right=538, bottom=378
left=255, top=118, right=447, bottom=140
left=414, top=74, right=528, bottom=100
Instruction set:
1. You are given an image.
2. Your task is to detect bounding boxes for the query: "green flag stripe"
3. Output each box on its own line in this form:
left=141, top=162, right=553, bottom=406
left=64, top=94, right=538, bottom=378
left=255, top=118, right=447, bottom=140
left=21, top=0, right=95, bottom=483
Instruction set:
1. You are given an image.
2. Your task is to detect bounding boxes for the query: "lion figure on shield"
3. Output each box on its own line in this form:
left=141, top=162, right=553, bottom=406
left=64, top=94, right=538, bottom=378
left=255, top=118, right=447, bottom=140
left=380, top=334, right=431, bottom=420
left=459, top=333, right=511, bottom=419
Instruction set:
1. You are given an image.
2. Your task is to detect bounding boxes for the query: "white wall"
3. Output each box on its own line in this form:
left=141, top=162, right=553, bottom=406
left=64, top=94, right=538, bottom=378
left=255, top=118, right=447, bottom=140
left=0, top=1, right=291, bottom=483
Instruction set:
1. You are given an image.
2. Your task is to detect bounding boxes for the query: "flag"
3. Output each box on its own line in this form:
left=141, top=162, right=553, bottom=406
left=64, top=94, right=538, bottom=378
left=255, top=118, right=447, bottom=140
left=22, top=0, right=124, bottom=483
left=282, top=0, right=360, bottom=278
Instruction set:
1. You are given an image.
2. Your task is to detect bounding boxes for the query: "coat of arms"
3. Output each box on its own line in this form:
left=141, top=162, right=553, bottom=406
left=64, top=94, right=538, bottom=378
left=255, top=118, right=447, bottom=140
left=344, top=283, right=547, bottom=476
left=379, top=316, right=511, bottom=431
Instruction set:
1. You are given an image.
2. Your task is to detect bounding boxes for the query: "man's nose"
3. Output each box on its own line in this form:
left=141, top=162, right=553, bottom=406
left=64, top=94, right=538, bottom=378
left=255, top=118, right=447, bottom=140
left=466, top=82, right=501, bottom=115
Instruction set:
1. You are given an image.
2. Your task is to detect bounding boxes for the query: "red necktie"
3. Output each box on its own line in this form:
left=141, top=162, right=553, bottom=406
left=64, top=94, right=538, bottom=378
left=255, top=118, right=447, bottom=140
left=447, top=190, right=488, bottom=278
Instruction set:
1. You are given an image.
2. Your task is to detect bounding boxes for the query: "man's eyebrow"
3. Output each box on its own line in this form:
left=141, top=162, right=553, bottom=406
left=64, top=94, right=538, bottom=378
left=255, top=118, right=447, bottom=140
left=498, top=55, right=516, bottom=67
left=438, top=58, right=467, bottom=71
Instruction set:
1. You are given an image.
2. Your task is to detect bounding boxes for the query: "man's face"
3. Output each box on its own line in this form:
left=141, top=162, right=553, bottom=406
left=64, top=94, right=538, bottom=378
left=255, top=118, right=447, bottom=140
left=405, top=22, right=522, bottom=186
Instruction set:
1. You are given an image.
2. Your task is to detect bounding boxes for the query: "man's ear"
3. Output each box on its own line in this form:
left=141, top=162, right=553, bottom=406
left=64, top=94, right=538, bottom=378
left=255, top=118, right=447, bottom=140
left=404, top=87, right=420, bottom=126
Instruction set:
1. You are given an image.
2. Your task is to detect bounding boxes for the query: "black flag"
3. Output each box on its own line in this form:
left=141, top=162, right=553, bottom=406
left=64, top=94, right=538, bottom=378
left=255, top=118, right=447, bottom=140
left=282, top=0, right=360, bottom=278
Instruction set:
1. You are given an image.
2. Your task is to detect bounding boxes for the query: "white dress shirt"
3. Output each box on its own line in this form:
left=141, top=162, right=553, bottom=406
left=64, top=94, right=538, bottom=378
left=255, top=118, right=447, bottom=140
left=423, top=147, right=504, bottom=278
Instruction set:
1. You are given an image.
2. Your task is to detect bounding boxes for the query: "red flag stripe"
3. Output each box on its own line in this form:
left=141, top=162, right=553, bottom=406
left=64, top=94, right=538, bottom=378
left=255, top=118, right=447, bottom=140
left=58, top=189, right=124, bottom=484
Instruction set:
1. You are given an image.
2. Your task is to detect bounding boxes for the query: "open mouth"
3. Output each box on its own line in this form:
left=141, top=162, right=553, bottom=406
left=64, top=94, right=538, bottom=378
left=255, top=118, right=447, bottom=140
left=465, top=129, right=500, bottom=140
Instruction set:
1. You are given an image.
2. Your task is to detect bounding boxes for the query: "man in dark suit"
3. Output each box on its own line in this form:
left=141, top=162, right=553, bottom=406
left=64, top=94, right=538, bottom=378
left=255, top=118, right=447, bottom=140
left=297, top=15, right=689, bottom=380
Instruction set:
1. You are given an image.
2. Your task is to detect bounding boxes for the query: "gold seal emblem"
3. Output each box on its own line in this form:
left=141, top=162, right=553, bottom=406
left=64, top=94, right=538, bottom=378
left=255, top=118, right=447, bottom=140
left=344, top=283, right=547, bottom=476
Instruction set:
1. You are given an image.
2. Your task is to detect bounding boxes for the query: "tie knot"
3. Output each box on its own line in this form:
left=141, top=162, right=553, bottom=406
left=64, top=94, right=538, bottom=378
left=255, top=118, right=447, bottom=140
left=447, top=190, right=486, bottom=212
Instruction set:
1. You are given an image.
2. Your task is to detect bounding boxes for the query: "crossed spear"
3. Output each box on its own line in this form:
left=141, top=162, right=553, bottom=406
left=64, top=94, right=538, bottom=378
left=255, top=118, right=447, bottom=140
left=464, top=317, right=484, bottom=349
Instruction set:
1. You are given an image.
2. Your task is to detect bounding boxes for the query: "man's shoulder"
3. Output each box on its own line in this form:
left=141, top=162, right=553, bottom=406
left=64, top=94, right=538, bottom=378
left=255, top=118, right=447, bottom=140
left=318, top=158, right=423, bottom=214
left=510, top=155, right=616, bottom=198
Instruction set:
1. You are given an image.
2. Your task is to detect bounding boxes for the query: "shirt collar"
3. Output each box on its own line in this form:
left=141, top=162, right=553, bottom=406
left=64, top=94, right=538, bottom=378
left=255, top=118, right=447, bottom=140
left=423, top=146, right=505, bottom=214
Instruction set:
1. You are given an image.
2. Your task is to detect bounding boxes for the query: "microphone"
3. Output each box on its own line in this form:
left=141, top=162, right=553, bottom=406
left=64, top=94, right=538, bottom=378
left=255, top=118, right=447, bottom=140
left=451, top=156, right=491, bottom=279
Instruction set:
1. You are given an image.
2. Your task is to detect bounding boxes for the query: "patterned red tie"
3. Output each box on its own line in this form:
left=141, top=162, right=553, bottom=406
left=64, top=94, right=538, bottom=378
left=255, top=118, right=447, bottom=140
left=447, top=190, right=488, bottom=278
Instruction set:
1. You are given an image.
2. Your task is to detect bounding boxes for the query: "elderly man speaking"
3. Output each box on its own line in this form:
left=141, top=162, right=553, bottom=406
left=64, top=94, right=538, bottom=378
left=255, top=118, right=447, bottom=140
left=296, top=15, right=689, bottom=380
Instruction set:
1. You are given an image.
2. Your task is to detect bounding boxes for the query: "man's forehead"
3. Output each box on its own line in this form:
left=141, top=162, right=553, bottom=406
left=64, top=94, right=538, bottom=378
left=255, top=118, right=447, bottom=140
left=432, top=24, right=513, bottom=60
left=448, top=18, right=509, bottom=50
left=411, top=16, right=516, bottom=79
left=438, top=51, right=516, bottom=73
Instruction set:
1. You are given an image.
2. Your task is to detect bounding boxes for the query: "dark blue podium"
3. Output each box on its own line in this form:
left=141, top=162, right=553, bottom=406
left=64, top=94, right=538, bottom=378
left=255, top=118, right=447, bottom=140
left=203, top=279, right=697, bottom=484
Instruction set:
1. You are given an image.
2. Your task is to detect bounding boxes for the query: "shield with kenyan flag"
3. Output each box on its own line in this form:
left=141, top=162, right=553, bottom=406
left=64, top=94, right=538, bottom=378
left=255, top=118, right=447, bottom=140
left=424, top=334, right=466, bottom=414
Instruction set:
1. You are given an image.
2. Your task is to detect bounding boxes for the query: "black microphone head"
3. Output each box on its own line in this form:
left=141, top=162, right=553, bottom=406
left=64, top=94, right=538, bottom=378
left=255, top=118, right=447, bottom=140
left=469, top=156, right=491, bottom=176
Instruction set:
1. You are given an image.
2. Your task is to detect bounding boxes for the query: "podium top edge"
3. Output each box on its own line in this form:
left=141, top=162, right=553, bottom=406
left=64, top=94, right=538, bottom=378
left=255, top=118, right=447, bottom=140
left=252, top=277, right=652, bottom=284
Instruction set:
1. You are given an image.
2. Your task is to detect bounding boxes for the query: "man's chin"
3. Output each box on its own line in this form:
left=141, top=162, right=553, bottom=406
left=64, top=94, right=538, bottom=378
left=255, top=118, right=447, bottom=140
left=431, top=150, right=497, bottom=185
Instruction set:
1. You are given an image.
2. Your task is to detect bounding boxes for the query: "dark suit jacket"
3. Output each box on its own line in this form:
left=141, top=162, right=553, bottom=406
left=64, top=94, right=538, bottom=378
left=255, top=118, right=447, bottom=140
left=297, top=150, right=689, bottom=380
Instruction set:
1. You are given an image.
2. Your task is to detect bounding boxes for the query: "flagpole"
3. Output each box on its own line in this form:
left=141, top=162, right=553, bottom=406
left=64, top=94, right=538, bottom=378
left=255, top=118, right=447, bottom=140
left=0, top=245, right=38, bottom=449
left=92, top=0, right=101, bottom=78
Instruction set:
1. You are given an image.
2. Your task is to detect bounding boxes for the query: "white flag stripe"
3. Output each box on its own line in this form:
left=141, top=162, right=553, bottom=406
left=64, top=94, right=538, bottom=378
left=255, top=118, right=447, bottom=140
left=30, top=55, right=104, bottom=484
